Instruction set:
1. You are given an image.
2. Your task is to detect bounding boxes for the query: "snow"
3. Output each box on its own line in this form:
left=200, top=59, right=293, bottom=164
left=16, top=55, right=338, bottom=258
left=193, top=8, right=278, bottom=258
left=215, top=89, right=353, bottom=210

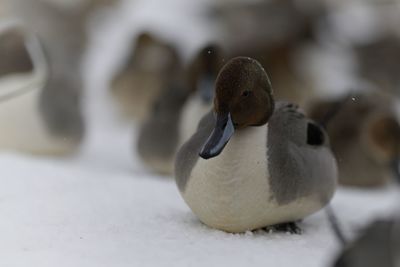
left=0, top=0, right=399, bottom=266
left=0, top=151, right=398, bottom=267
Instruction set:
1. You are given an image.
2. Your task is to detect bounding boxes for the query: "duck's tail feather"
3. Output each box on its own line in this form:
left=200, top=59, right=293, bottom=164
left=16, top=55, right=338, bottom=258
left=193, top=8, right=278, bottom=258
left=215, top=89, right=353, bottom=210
left=326, top=204, right=347, bottom=246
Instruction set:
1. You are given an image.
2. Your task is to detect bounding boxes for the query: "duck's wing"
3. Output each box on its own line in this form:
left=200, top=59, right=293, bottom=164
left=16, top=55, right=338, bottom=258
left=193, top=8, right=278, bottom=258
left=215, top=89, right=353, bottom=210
left=175, top=111, right=215, bottom=192
left=267, top=102, right=337, bottom=205
left=269, top=102, right=328, bottom=147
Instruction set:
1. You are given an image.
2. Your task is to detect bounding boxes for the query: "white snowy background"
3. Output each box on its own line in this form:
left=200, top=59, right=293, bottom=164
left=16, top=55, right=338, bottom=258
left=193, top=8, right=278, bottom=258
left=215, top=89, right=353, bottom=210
left=0, top=0, right=399, bottom=266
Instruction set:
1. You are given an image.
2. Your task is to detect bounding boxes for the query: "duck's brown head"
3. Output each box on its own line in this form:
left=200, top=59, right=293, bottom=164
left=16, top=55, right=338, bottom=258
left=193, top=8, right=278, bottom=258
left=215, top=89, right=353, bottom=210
left=199, top=57, right=275, bottom=159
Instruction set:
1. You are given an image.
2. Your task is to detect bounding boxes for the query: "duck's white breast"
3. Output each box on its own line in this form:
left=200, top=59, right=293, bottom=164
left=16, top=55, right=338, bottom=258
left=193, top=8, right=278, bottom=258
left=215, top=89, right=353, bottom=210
left=182, top=124, right=323, bottom=232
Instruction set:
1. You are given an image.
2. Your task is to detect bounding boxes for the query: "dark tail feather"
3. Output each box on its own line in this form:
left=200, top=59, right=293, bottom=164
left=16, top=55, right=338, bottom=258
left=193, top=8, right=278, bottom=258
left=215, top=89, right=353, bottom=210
left=326, top=204, right=347, bottom=246
left=317, top=94, right=352, bottom=246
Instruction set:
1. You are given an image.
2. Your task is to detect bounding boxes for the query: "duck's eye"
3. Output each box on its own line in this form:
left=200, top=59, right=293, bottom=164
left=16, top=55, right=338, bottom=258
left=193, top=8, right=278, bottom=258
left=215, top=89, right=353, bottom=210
left=241, top=90, right=252, bottom=97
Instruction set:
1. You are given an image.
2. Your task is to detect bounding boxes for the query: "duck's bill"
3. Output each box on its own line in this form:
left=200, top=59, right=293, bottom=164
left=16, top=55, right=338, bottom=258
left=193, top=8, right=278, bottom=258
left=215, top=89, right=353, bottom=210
left=391, top=159, right=400, bottom=184
left=199, top=112, right=234, bottom=160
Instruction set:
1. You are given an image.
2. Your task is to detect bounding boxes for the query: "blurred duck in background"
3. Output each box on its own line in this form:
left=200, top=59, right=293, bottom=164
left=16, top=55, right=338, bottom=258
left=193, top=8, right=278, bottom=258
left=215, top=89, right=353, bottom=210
left=137, top=85, right=188, bottom=175
left=301, top=1, right=400, bottom=187
left=111, top=32, right=182, bottom=122
left=137, top=45, right=222, bottom=175
left=308, top=91, right=400, bottom=187
left=180, top=45, right=223, bottom=143
left=210, top=0, right=325, bottom=106
left=333, top=169, right=400, bottom=267
left=0, top=24, right=56, bottom=153
left=302, top=0, right=400, bottom=100
left=333, top=217, right=400, bottom=267
left=0, top=0, right=116, bottom=155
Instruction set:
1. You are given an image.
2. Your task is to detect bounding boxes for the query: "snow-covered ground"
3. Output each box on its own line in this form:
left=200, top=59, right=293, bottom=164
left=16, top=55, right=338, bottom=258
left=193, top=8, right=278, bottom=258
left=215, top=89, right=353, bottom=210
left=1, top=148, right=398, bottom=267
left=0, top=0, right=399, bottom=266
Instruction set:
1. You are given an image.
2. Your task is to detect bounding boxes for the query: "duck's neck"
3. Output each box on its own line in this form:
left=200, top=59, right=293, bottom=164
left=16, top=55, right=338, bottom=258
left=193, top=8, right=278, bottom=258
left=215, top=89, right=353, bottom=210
left=217, top=124, right=268, bottom=166
left=195, top=124, right=270, bottom=186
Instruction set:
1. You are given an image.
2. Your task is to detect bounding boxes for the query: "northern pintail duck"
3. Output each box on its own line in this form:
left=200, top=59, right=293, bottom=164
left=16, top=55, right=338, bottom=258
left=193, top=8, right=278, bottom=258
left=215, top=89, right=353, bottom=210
left=6, top=0, right=116, bottom=147
left=333, top=217, right=400, bottom=267
left=137, top=45, right=221, bottom=175
left=308, top=91, right=400, bottom=187
left=112, top=32, right=183, bottom=121
left=4, top=0, right=104, bottom=153
left=180, top=44, right=223, bottom=144
left=0, top=23, right=79, bottom=154
left=175, top=57, right=337, bottom=233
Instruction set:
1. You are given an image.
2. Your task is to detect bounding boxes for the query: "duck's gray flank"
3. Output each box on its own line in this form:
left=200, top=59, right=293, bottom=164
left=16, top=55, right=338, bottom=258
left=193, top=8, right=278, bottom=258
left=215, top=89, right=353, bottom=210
left=267, top=102, right=336, bottom=205
left=175, top=111, right=215, bottom=192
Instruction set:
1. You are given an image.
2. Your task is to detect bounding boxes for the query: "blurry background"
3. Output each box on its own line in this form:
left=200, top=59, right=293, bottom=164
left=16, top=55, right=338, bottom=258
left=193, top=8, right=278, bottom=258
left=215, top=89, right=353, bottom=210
left=0, top=0, right=399, bottom=266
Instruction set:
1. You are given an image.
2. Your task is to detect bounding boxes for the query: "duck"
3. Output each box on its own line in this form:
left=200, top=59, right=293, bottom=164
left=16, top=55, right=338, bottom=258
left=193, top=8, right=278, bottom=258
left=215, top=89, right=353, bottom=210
left=0, top=23, right=81, bottom=154
left=175, top=57, right=337, bottom=233
left=111, top=32, right=183, bottom=122
left=307, top=91, right=400, bottom=187
left=5, top=0, right=117, bottom=150
left=3, top=0, right=110, bottom=154
left=136, top=84, right=188, bottom=175
left=180, top=44, right=223, bottom=144
left=137, top=45, right=222, bottom=175
left=333, top=217, right=400, bottom=267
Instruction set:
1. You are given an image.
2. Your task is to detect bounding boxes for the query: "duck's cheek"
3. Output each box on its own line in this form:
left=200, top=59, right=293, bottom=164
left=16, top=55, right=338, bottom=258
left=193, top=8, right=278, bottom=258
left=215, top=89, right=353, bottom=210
left=232, top=112, right=261, bottom=129
left=230, top=116, right=246, bottom=129
left=230, top=107, right=250, bottom=124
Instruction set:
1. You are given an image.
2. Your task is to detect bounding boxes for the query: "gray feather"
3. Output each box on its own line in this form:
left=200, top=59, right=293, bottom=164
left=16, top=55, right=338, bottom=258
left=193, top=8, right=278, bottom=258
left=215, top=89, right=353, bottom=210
left=267, top=102, right=337, bottom=205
